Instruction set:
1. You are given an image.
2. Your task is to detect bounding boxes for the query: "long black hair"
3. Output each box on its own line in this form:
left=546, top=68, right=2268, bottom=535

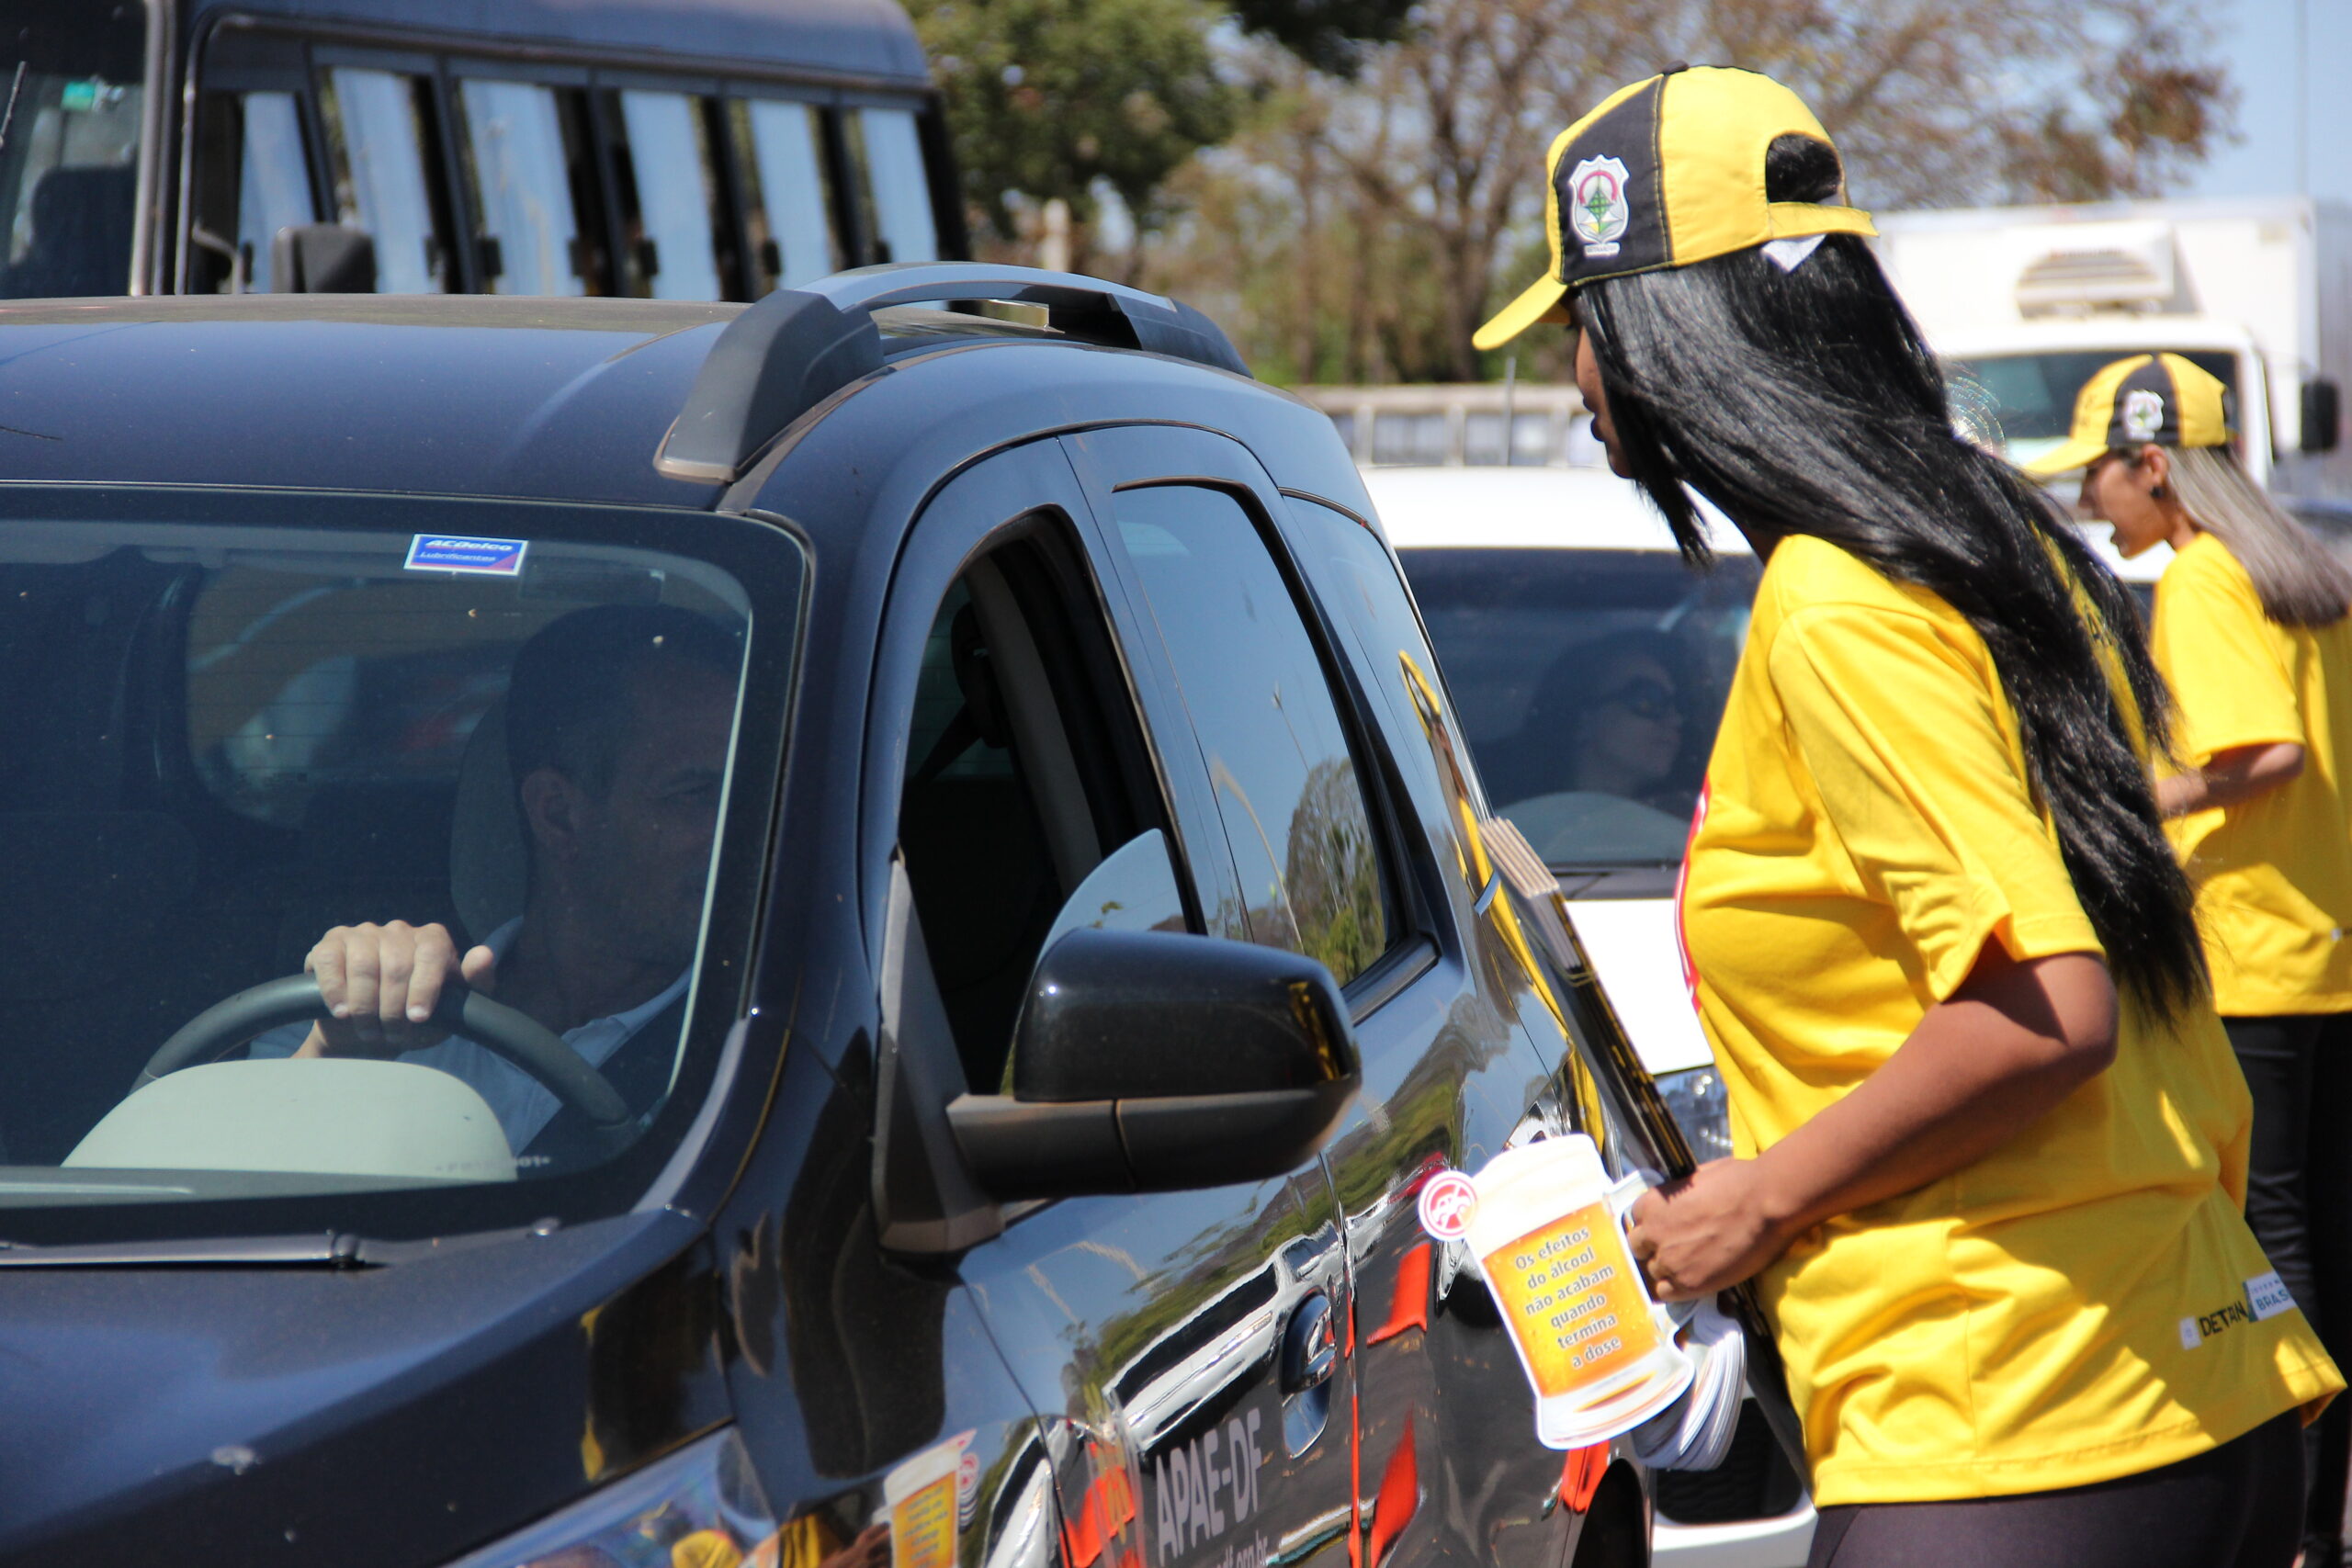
left=1576, top=134, right=2206, bottom=1017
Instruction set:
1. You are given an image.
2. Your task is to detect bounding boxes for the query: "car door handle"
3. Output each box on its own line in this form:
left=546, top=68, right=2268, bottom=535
left=1278, top=1292, right=1337, bottom=1456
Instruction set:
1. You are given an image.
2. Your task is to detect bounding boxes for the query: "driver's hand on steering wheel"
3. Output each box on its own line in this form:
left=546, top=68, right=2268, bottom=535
left=293, top=921, right=497, bottom=1059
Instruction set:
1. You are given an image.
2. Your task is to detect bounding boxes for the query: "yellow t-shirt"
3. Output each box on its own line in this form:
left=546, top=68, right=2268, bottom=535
left=1681, top=535, right=2339, bottom=1506
left=2154, top=530, right=2352, bottom=1015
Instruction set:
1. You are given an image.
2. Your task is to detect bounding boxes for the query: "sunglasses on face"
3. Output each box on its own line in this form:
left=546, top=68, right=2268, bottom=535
left=1597, top=678, right=1679, bottom=721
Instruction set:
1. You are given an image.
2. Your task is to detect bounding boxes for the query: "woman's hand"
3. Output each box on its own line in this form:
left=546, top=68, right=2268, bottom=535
left=1625, top=1159, right=1794, bottom=1302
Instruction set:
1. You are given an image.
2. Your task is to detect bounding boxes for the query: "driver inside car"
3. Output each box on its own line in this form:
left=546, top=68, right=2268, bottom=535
left=249, top=604, right=739, bottom=1168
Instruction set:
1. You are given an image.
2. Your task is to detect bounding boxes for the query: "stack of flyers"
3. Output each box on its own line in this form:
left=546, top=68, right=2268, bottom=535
left=1628, top=1298, right=1747, bottom=1472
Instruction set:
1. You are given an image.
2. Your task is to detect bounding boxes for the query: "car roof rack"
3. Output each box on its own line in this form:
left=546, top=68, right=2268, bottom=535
left=655, top=263, right=1252, bottom=484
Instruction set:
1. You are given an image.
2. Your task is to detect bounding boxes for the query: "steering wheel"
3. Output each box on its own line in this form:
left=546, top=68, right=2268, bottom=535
left=134, top=975, right=633, bottom=1143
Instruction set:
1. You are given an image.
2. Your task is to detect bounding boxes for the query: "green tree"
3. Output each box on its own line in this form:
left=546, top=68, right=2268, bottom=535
left=909, top=0, right=1238, bottom=262
left=1141, top=0, right=2236, bottom=383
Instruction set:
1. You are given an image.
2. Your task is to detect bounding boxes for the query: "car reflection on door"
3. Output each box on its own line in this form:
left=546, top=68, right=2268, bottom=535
left=960, top=1171, right=1357, bottom=1568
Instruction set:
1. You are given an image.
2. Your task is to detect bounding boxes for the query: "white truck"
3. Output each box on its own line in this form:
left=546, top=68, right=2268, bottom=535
left=1874, top=197, right=2351, bottom=497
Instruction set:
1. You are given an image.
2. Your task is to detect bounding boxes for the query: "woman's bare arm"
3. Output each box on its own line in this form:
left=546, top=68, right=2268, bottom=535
left=1625, top=944, right=2117, bottom=1300
left=2155, top=741, right=2304, bottom=818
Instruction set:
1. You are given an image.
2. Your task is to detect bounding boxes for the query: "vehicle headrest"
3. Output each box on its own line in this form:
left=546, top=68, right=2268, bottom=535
left=451, top=699, right=528, bottom=943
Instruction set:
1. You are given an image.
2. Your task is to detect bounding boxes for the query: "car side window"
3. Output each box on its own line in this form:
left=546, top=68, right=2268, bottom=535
left=1105, top=484, right=1392, bottom=987
left=729, top=97, right=842, bottom=291
left=455, top=79, right=592, bottom=296
left=235, top=92, right=316, bottom=294
left=897, top=526, right=1172, bottom=1090
left=854, top=107, right=937, bottom=265
left=320, top=69, right=448, bottom=294
left=1285, top=497, right=1476, bottom=765
left=608, top=89, right=727, bottom=300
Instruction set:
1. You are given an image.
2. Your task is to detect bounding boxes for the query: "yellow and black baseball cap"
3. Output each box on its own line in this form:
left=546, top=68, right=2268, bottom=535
left=2022, top=353, right=2234, bottom=477
left=1472, top=65, right=1877, bottom=352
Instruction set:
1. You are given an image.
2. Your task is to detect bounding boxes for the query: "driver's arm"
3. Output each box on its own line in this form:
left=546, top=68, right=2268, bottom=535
left=294, top=921, right=497, bottom=1058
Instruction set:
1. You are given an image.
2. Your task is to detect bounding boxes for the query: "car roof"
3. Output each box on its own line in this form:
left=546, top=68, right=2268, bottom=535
left=183, top=0, right=930, bottom=85
left=1364, top=461, right=2168, bottom=581
left=0, top=295, right=741, bottom=508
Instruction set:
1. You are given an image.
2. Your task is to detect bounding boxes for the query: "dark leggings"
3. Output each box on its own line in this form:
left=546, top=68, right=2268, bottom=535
left=2228, top=1011, right=2352, bottom=1548
left=1805, top=1413, right=2305, bottom=1568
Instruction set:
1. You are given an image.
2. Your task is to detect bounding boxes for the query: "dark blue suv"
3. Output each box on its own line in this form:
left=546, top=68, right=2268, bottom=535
left=0, top=267, right=1715, bottom=1568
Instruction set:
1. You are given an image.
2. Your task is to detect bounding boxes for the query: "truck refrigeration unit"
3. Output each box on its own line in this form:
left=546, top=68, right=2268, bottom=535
left=1875, top=197, right=2350, bottom=499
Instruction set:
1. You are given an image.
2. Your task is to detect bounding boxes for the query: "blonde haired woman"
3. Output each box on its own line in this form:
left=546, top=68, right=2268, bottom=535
left=2035, top=352, right=2352, bottom=1563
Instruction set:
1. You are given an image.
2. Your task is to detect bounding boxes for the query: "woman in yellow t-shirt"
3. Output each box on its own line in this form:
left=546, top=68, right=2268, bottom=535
left=2032, top=353, right=2352, bottom=1563
left=1472, top=67, right=2339, bottom=1566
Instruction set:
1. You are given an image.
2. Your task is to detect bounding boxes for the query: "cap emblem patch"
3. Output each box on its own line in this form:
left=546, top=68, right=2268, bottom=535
left=1566, top=156, right=1632, bottom=258
left=2123, top=389, right=2165, bottom=442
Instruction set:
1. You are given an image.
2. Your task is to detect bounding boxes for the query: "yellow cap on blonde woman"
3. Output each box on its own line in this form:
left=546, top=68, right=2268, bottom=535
left=2022, top=352, right=2234, bottom=477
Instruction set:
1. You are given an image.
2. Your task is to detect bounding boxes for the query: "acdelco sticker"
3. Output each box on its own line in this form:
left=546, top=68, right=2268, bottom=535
left=405, top=534, right=528, bottom=576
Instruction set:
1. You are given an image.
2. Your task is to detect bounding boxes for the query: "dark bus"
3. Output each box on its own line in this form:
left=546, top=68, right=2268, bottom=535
left=0, top=0, right=962, bottom=299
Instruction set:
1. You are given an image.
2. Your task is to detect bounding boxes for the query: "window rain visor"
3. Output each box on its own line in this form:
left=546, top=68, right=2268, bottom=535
left=0, top=503, right=800, bottom=1242
left=1401, top=547, right=1758, bottom=869
left=0, top=1, right=149, bottom=298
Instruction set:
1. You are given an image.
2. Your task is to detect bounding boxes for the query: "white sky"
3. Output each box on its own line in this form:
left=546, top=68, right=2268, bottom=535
left=2179, top=0, right=2352, bottom=206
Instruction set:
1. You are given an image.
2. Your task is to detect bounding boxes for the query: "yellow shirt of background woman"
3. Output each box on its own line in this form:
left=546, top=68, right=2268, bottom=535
left=2154, top=530, right=2352, bottom=1014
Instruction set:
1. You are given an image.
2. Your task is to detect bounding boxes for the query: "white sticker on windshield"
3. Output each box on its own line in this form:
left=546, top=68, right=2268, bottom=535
left=405, top=534, right=528, bottom=576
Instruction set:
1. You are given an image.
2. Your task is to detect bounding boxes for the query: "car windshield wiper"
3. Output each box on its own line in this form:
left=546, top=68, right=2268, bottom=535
left=1546, top=860, right=1679, bottom=874
left=0, top=1219, right=561, bottom=1268
left=1545, top=863, right=1683, bottom=899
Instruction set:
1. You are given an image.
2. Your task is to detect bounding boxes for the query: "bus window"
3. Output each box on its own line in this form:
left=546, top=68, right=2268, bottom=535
left=320, top=69, right=447, bottom=293
left=732, top=98, right=839, bottom=290
left=0, top=1, right=147, bottom=299
left=236, top=93, right=317, bottom=294
left=456, top=79, right=590, bottom=297
left=613, top=90, right=724, bottom=300
left=858, top=107, right=936, bottom=265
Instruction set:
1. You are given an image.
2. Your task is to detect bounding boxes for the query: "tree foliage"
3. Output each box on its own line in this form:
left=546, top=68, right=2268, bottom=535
left=908, top=0, right=1237, bottom=250
left=1139, top=0, right=2236, bottom=383
left=911, top=0, right=2236, bottom=384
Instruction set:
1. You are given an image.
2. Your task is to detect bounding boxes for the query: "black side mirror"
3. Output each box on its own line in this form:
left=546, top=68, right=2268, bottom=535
left=947, top=929, right=1359, bottom=1199
left=2304, top=378, right=2341, bottom=455
left=270, top=224, right=378, bottom=294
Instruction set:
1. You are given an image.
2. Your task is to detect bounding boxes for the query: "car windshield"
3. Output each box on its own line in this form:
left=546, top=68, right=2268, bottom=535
left=1400, top=547, right=1758, bottom=871
left=0, top=2, right=148, bottom=298
left=0, top=504, right=797, bottom=1240
left=1949, top=350, right=2240, bottom=461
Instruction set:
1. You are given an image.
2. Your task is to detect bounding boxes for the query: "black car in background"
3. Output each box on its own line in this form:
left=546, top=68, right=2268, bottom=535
left=0, top=270, right=1693, bottom=1567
